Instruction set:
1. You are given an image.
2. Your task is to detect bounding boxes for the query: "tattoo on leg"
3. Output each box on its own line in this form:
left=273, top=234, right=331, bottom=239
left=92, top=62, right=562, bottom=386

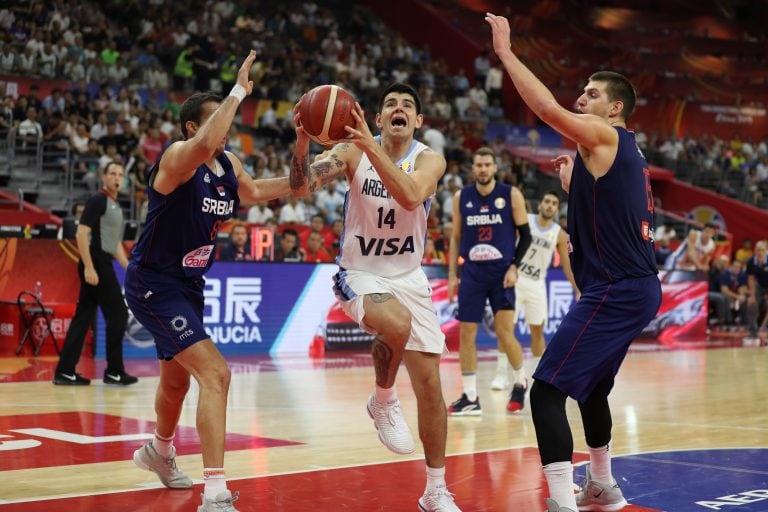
left=368, top=293, right=394, bottom=304
left=372, top=337, right=393, bottom=387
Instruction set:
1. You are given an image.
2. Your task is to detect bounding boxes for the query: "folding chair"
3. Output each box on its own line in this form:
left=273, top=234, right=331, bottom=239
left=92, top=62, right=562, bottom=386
left=15, top=291, right=59, bottom=356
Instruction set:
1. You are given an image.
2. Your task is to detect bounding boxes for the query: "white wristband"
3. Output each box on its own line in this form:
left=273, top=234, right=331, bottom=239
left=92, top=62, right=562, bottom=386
left=229, top=84, right=247, bottom=103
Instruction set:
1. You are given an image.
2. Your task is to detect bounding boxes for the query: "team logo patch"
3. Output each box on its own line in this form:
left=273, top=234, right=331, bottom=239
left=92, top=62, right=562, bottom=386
left=480, top=205, right=489, bottom=213
left=494, top=197, right=506, bottom=209
left=216, top=186, right=226, bottom=197
left=400, top=161, right=410, bottom=172
left=170, top=315, right=188, bottom=332
left=641, top=221, right=650, bottom=240
left=182, top=244, right=214, bottom=268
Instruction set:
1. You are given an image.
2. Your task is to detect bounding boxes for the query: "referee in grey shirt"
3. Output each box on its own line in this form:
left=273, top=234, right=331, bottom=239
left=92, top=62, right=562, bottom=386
left=54, top=161, right=138, bottom=386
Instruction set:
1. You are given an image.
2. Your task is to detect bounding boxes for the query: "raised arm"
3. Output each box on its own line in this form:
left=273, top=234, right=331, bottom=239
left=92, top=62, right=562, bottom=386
left=154, top=50, right=257, bottom=193
left=290, top=101, right=351, bottom=197
left=485, top=13, right=616, bottom=153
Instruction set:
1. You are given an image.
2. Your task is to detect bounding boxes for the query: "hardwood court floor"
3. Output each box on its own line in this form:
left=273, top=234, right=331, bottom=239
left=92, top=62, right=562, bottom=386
left=0, top=340, right=766, bottom=511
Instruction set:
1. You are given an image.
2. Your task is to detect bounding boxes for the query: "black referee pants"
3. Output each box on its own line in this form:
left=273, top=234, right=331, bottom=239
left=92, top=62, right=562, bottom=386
left=56, top=253, right=128, bottom=374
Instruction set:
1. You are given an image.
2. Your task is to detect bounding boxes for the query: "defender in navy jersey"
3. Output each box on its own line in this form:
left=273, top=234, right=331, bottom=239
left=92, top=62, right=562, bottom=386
left=446, top=147, right=531, bottom=417
left=291, top=83, right=463, bottom=512
left=488, top=13, right=662, bottom=512
left=126, top=51, right=296, bottom=512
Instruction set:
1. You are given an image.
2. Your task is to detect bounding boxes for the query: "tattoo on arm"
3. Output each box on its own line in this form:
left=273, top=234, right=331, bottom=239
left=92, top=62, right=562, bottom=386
left=290, top=152, right=309, bottom=192
left=372, top=336, right=394, bottom=387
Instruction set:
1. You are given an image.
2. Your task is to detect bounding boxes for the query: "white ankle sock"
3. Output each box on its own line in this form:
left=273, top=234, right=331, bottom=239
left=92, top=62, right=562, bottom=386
left=461, top=373, right=477, bottom=401
left=512, top=365, right=526, bottom=386
left=588, top=443, right=614, bottom=484
left=543, top=461, right=577, bottom=510
left=203, top=468, right=227, bottom=499
left=496, top=351, right=507, bottom=372
left=375, top=385, right=396, bottom=404
left=152, top=430, right=174, bottom=458
left=425, top=465, right=446, bottom=491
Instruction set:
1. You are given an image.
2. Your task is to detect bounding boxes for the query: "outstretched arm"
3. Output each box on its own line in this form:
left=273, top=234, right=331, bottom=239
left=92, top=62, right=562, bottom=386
left=155, top=50, right=258, bottom=193
left=485, top=13, right=616, bottom=152
left=228, top=151, right=292, bottom=205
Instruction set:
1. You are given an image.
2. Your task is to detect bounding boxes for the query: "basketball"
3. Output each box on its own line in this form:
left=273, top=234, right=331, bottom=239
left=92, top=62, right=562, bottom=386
left=297, top=84, right=356, bottom=145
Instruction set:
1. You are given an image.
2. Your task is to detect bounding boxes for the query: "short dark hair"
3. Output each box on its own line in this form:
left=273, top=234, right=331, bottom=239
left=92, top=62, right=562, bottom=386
left=542, top=189, right=561, bottom=203
left=472, top=146, right=496, bottom=163
left=704, top=222, right=718, bottom=231
left=180, top=91, right=222, bottom=138
left=282, top=228, right=298, bottom=239
left=102, top=160, right=122, bottom=175
left=588, top=71, right=637, bottom=121
left=378, top=82, right=421, bottom=115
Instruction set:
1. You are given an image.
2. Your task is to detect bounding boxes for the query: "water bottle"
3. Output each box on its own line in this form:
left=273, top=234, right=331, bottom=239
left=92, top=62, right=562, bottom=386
left=34, top=281, right=42, bottom=300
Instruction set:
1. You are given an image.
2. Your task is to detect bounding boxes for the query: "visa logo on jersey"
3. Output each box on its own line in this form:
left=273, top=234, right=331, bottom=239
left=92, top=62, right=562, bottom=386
left=202, top=197, right=234, bottom=215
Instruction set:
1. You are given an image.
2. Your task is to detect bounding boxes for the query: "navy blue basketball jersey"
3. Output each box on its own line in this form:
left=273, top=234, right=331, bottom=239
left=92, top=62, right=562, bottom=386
left=130, top=152, right=239, bottom=278
left=567, top=128, right=657, bottom=288
left=458, top=182, right=516, bottom=265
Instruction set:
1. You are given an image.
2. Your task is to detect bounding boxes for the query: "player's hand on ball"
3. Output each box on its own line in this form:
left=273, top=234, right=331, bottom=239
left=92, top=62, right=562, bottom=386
left=344, top=102, right=375, bottom=149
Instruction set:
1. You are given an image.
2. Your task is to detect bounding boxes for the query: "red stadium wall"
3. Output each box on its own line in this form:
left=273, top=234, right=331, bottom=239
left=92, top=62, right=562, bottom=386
left=654, top=180, right=768, bottom=248
left=0, top=239, right=87, bottom=356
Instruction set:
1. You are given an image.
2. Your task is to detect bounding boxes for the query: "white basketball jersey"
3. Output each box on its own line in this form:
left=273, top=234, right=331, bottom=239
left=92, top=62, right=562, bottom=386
left=338, top=140, right=431, bottom=277
left=666, top=230, right=714, bottom=270
left=518, top=213, right=560, bottom=282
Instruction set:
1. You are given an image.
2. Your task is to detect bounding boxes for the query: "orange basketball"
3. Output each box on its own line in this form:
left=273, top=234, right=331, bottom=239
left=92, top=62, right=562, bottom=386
left=298, top=85, right=355, bottom=145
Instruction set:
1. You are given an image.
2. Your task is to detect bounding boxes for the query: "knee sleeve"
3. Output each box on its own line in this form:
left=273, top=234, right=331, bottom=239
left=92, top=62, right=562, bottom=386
left=578, top=388, right=612, bottom=448
left=530, top=379, right=573, bottom=465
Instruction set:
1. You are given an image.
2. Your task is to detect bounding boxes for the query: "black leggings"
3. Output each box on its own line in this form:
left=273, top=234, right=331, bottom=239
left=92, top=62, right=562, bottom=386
left=530, top=379, right=613, bottom=465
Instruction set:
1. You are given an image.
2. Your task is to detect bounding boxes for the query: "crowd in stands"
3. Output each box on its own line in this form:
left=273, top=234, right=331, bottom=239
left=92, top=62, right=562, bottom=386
left=1, top=0, right=767, bottom=269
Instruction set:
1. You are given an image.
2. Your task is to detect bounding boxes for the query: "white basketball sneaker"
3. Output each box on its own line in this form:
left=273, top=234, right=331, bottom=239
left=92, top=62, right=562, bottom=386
left=366, top=393, right=415, bottom=454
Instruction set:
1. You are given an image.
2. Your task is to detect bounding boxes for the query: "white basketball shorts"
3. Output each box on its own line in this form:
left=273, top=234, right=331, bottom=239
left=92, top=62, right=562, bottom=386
left=333, top=266, right=446, bottom=354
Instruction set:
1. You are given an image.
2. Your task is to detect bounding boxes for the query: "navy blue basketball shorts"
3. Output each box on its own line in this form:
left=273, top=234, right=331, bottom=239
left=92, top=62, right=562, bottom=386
left=457, top=261, right=515, bottom=323
left=533, top=275, right=662, bottom=403
left=124, top=263, right=211, bottom=360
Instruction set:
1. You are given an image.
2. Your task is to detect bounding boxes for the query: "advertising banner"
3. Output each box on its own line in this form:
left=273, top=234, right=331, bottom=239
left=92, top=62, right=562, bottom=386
left=99, top=263, right=706, bottom=358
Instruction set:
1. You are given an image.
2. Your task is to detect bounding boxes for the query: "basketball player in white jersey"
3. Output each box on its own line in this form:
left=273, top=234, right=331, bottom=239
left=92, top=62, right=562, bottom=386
left=491, top=190, right=579, bottom=390
left=665, top=222, right=716, bottom=271
left=290, top=82, right=462, bottom=512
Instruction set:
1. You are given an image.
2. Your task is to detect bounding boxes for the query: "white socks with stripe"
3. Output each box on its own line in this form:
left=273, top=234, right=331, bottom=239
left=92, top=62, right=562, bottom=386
left=203, top=468, right=227, bottom=499
left=152, top=430, right=174, bottom=458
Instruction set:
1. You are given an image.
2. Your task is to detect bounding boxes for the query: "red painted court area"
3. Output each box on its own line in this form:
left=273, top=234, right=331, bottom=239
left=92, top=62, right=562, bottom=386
left=0, top=449, right=660, bottom=512
left=0, top=412, right=298, bottom=471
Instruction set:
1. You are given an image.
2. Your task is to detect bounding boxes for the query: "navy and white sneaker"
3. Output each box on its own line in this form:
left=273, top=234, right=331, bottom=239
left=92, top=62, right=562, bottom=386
left=507, top=382, right=527, bottom=413
left=447, top=393, right=482, bottom=416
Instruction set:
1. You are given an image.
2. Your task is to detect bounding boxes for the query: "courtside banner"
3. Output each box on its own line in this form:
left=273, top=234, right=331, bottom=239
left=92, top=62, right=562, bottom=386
left=98, top=263, right=704, bottom=358
left=98, top=262, right=338, bottom=358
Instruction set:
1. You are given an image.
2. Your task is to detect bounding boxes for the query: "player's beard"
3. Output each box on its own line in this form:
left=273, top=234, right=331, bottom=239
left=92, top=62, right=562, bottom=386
left=475, top=175, right=493, bottom=186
